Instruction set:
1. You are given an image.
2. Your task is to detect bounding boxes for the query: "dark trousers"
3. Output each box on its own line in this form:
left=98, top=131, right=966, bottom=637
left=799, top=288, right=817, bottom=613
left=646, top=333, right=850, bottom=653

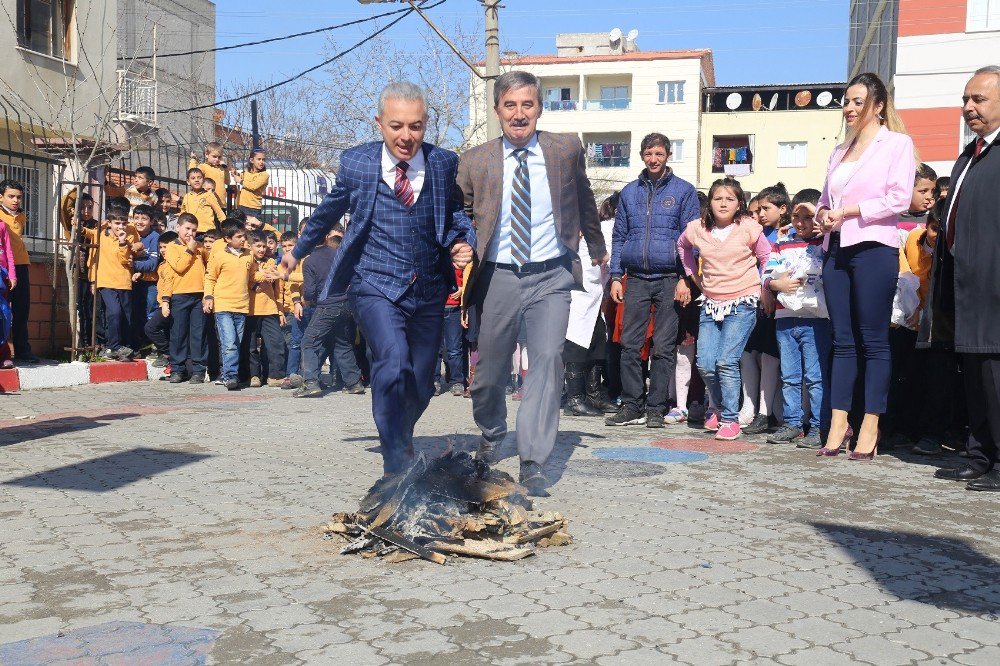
left=302, top=300, right=361, bottom=387
left=243, top=314, right=286, bottom=381
left=885, top=326, right=919, bottom=436
left=350, top=278, right=446, bottom=475
left=435, top=305, right=465, bottom=387
left=619, top=275, right=680, bottom=414
left=918, top=350, right=961, bottom=439
left=169, top=293, right=207, bottom=375
left=99, top=288, right=132, bottom=351
left=131, top=280, right=156, bottom=348
left=963, top=354, right=1000, bottom=473
left=822, top=239, right=897, bottom=414
left=205, top=313, right=220, bottom=380
left=77, top=279, right=101, bottom=348
left=10, top=264, right=31, bottom=355
left=144, top=310, right=171, bottom=356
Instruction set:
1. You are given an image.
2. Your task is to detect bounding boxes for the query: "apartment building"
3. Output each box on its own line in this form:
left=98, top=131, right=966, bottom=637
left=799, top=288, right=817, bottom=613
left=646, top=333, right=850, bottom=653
left=698, top=83, right=846, bottom=195
left=469, top=32, right=714, bottom=200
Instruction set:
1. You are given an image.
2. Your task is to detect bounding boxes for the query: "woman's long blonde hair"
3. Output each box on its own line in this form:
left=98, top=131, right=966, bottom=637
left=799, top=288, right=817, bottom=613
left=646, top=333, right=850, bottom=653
left=844, top=72, right=907, bottom=142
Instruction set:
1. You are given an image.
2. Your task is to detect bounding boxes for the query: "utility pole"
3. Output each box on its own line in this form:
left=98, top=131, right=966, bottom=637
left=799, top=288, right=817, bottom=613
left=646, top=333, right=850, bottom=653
left=484, top=1, right=500, bottom=139
left=359, top=0, right=502, bottom=138
left=250, top=99, right=260, bottom=150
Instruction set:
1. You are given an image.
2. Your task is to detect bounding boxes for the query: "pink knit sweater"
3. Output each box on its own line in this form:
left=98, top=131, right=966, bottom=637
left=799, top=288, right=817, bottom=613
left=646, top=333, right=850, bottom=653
left=677, top=216, right=770, bottom=301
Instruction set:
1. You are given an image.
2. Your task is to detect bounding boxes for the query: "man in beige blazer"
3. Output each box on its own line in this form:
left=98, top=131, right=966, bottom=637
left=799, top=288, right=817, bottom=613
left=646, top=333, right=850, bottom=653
left=457, top=70, right=608, bottom=496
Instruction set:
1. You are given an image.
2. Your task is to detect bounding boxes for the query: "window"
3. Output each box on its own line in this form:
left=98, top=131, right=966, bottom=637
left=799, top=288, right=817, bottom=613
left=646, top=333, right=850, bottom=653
left=543, top=87, right=576, bottom=111
left=598, top=86, right=630, bottom=110
left=712, top=135, right=754, bottom=174
left=777, top=141, right=808, bottom=168
left=0, top=163, right=42, bottom=237
left=968, top=0, right=1000, bottom=31
left=586, top=142, right=630, bottom=168
left=668, top=140, right=684, bottom=162
left=658, top=81, right=685, bottom=104
left=16, top=0, right=74, bottom=60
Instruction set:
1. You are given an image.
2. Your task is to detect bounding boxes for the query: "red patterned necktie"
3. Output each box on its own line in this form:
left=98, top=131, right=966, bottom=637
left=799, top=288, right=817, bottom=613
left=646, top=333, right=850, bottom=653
left=947, top=138, right=986, bottom=249
left=394, top=161, right=415, bottom=207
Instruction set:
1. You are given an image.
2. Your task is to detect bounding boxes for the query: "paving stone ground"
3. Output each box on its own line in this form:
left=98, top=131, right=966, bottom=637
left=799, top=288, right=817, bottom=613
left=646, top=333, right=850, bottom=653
left=1, top=381, right=998, bottom=665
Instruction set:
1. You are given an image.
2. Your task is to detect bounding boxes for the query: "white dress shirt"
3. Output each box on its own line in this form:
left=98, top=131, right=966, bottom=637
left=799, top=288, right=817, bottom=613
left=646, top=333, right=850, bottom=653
left=381, top=143, right=425, bottom=203
left=486, top=132, right=563, bottom=264
left=947, top=125, right=999, bottom=234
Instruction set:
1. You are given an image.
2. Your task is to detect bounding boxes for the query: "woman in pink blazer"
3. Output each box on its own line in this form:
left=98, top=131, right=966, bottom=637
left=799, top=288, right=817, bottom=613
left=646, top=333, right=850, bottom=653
left=815, top=72, right=916, bottom=460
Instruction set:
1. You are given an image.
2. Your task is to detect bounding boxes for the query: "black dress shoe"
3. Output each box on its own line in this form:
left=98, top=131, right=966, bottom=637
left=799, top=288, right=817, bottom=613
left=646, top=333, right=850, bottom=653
left=934, top=466, right=985, bottom=481
left=519, top=460, right=550, bottom=497
left=966, top=469, right=1000, bottom=491
left=476, top=439, right=498, bottom=464
left=743, top=414, right=770, bottom=435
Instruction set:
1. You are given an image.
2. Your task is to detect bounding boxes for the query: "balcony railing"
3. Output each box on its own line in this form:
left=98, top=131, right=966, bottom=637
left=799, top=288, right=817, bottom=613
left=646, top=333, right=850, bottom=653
left=543, top=100, right=578, bottom=111
left=586, top=142, right=630, bottom=168
left=582, top=98, right=631, bottom=111
left=117, top=70, right=157, bottom=126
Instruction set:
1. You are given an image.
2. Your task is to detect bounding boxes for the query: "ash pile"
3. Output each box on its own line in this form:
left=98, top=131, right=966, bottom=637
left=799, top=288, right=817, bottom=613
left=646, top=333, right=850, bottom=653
left=324, top=451, right=571, bottom=564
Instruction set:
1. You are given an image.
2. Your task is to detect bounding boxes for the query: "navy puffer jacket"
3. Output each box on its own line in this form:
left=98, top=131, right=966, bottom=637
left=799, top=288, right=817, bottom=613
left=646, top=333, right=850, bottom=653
left=610, top=169, right=701, bottom=278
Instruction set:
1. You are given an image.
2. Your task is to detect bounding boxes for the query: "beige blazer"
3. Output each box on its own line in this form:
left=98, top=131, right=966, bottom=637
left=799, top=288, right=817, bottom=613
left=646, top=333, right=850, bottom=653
left=456, top=131, right=606, bottom=306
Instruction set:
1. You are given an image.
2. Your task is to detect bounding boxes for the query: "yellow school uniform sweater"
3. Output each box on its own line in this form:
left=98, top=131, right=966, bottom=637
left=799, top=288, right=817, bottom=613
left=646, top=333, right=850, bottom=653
left=250, top=257, right=280, bottom=316
left=205, top=247, right=253, bottom=314
left=163, top=241, right=207, bottom=295
left=84, top=224, right=136, bottom=290
left=280, top=258, right=304, bottom=313
left=0, top=206, right=30, bottom=266
left=188, top=158, right=230, bottom=204
left=156, top=262, right=174, bottom=305
left=237, top=170, right=269, bottom=210
left=179, top=189, right=225, bottom=233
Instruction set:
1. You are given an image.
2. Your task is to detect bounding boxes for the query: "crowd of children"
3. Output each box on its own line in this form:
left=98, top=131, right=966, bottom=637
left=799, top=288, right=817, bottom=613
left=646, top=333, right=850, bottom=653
left=0, top=137, right=960, bottom=460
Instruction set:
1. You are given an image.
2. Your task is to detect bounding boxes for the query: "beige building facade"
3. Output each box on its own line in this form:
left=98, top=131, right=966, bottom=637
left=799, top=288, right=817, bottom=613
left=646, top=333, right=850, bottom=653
left=698, top=84, right=846, bottom=195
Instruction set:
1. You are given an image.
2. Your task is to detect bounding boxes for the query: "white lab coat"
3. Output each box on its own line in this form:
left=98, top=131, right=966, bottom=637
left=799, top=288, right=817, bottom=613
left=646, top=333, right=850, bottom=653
left=565, top=220, right=615, bottom=348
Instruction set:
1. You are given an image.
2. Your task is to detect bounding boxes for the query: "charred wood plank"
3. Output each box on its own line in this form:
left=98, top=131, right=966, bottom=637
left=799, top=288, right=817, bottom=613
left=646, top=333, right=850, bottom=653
left=367, top=526, right=448, bottom=565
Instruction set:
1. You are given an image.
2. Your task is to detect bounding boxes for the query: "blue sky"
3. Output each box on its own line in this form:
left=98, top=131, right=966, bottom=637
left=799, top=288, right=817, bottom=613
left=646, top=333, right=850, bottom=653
left=213, top=0, right=850, bottom=92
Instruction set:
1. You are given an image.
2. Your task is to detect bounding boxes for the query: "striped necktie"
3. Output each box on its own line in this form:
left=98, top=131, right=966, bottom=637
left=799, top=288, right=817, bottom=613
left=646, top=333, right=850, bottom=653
left=394, top=161, right=415, bottom=207
left=510, top=148, right=532, bottom=266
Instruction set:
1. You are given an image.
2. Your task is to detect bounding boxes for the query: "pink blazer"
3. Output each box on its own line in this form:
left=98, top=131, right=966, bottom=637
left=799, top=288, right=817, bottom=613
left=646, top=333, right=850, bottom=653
left=818, top=126, right=916, bottom=249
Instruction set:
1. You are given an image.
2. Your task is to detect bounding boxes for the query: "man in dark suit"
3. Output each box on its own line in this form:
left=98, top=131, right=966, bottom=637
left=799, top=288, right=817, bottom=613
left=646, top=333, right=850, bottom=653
left=281, top=81, right=473, bottom=477
left=457, top=71, right=608, bottom=496
left=921, top=65, right=1000, bottom=491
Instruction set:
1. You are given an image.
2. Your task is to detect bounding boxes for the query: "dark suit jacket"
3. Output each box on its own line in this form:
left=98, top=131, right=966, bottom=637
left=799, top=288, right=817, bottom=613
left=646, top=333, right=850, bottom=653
left=919, top=133, right=1000, bottom=354
left=456, top=131, right=606, bottom=298
left=292, top=141, right=472, bottom=298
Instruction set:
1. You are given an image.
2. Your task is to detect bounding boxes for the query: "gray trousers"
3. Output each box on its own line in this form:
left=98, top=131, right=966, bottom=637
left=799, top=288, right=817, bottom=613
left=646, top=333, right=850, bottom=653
left=471, top=263, right=574, bottom=464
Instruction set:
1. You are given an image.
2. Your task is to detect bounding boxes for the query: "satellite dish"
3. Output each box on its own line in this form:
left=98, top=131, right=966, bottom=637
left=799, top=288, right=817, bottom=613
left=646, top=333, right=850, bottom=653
left=817, top=91, right=833, bottom=107
left=626, top=29, right=639, bottom=42
left=794, top=90, right=812, bottom=107
left=609, top=28, right=623, bottom=42
left=725, top=93, right=742, bottom=110
left=752, top=93, right=762, bottom=111
left=768, top=93, right=779, bottom=111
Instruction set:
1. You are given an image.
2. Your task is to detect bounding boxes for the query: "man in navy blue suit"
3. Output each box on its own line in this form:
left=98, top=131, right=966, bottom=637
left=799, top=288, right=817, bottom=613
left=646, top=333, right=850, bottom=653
left=281, top=81, right=474, bottom=477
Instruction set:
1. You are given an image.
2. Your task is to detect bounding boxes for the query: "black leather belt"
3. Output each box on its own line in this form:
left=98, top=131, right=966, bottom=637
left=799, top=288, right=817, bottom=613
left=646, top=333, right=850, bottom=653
left=487, top=256, right=568, bottom=275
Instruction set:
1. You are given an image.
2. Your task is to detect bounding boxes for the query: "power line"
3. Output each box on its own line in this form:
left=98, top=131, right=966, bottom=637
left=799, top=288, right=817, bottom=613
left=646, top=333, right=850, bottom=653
left=122, top=1, right=428, bottom=60
left=158, top=1, right=447, bottom=115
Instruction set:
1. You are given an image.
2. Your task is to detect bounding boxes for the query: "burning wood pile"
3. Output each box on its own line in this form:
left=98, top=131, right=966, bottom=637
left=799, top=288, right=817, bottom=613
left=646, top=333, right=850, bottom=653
left=324, top=451, right=571, bottom=564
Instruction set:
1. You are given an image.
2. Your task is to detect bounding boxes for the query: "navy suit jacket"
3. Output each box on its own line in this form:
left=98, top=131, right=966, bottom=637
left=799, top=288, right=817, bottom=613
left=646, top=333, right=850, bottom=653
left=292, top=141, right=473, bottom=297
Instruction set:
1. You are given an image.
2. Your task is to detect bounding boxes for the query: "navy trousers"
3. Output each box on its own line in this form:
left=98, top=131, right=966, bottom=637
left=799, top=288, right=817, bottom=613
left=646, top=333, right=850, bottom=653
left=169, top=293, right=207, bottom=376
left=350, top=277, right=446, bottom=475
left=822, top=237, right=898, bottom=414
left=99, top=288, right=132, bottom=351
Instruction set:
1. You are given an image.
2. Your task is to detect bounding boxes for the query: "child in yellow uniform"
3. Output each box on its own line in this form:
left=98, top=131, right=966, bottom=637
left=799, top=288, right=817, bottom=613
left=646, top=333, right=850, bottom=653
left=0, top=178, right=38, bottom=363
left=179, top=168, right=225, bottom=236
left=234, top=149, right=269, bottom=218
left=189, top=142, right=230, bottom=207
left=84, top=209, right=139, bottom=360
left=204, top=220, right=252, bottom=390
left=278, top=230, right=305, bottom=387
left=163, top=213, right=209, bottom=383
left=242, top=229, right=286, bottom=387
left=104, top=166, right=159, bottom=214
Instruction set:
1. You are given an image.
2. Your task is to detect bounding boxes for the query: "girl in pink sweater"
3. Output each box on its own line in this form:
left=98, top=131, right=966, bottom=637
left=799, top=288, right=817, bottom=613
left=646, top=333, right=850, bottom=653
left=678, top=177, right=771, bottom=440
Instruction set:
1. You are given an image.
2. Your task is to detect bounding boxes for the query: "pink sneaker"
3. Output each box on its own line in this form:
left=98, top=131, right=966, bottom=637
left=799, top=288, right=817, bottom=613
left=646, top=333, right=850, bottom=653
left=715, top=422, right=741, bottom=440
left=704, top=411, right=720, bottom=431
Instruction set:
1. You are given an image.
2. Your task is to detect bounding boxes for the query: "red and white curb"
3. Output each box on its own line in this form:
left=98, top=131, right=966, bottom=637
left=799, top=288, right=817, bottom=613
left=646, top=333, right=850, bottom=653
left=1, top=360, right=166, bottom=392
